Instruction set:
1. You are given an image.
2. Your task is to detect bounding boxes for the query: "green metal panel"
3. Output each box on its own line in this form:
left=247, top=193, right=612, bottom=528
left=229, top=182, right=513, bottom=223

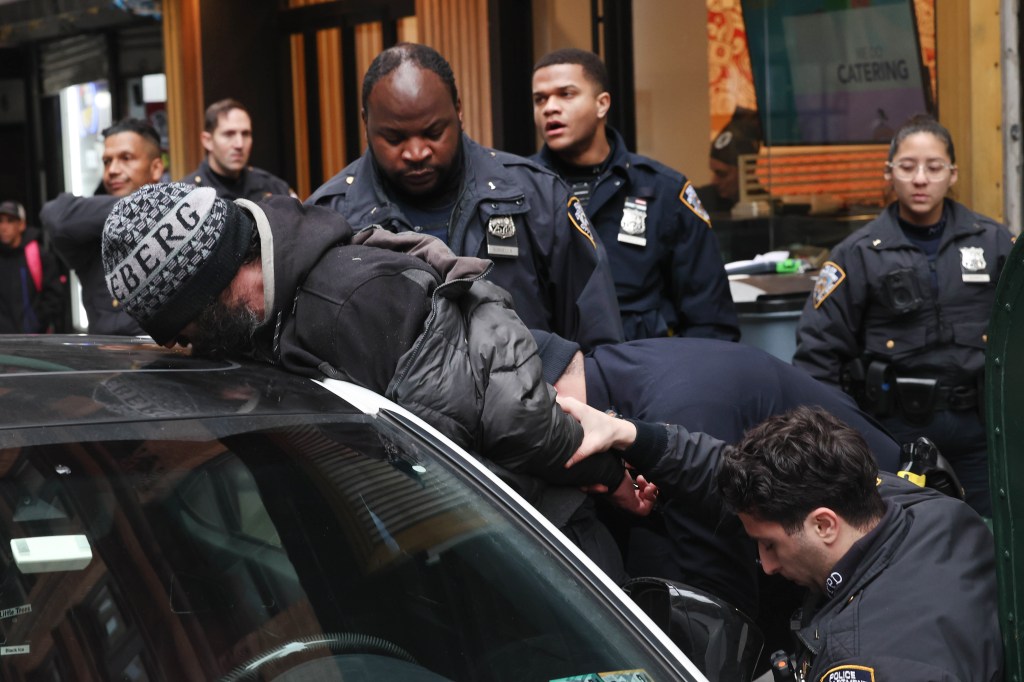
left=987, top=235, right=1024, bottom=682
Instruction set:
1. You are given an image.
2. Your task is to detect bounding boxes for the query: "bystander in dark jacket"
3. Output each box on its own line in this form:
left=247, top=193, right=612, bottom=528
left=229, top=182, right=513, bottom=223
left=0, top=200, right=64, bottom=333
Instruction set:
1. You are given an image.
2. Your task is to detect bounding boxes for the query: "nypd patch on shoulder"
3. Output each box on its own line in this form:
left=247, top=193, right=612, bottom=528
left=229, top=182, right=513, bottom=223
left=813, top=261, right=846, bottom=309
left=820, top=664, right=875, bottom=682
left=679, top=182, right=711, bottom=227
left=567, top=196, right=597, bottom=249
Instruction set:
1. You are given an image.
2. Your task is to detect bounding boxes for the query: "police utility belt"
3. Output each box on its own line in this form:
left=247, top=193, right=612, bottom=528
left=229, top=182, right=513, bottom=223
left=844, top=359, right=979, bottom=421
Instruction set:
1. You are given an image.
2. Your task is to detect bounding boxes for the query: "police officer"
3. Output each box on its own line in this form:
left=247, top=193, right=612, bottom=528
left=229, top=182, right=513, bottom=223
left=307, top=43, right=618, bottom=350
left=557, top=402, right=1002, bottom=682
left=794, top=115, right=1015, bottom=516
left=183, top=99, right=295, bottom=202
left=532, top=331, right=900, bottom=659
left=531, top=48, right=738, bottom=341
left=307, top=43, right=623, bottom=352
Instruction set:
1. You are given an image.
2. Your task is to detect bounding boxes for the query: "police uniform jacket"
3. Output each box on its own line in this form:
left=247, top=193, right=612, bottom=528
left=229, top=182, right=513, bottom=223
left=619, top=423, right=1002, bottom=682
left=794, top=200, right=1014, bottom=390
left=584, top=338, right=900, bottom=616
left=790, top=474, right=1002, bottom=682
left=534, top=128, right=739, bottom=341
left=43, top=193, right=145, bottom=335
left=242, top=198, right=625, bottom=508
left=306, top=134, right=624, bottom=352
left=183, top=158, right=292, bottom=202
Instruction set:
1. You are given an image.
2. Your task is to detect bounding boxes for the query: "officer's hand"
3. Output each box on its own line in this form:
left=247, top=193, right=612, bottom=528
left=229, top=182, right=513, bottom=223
left=604, top=472, right=658, bottom=516
left=556, top=396, right=638, bottom=467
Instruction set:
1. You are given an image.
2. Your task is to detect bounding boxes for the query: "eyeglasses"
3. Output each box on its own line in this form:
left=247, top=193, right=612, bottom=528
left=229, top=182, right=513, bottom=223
left=886, top=159, right=956, bottom=182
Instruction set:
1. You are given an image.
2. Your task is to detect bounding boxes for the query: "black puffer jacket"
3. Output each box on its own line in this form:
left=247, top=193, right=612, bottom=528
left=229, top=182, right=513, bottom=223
left=241, top=197, right=623, bottom=491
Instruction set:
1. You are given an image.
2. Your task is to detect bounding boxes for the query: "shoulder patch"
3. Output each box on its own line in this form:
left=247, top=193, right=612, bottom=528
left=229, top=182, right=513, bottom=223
left=820, top=664, right=875, bottom=682
left=567, top=196, right=597, bottom=249
left=813, top=261, right=846, bottom=309
left=679, top=181, right=711, bottom=227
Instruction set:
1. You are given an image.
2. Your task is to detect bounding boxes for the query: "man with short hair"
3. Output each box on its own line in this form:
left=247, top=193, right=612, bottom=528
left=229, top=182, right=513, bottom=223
left=557, top=401, right=1002, bottom=682
left=43, top=118, right=164, bottom=334
left=0, top=200, right=64, bottom=333
left=531, top=48, right=738, bottom=341
left=307, top=43, right=623, bottom=352
left=183, top=99, right=295, bottom=201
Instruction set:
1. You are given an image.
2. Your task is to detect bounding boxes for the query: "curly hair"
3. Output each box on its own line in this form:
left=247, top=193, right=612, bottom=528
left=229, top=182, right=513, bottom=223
left=717, top=406, right=885, bottom=533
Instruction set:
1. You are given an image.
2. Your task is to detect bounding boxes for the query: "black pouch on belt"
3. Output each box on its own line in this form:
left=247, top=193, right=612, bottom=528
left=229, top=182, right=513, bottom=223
left=895, top=377, right=938, bottom=425
left=863, top=360, right=894, bottom=416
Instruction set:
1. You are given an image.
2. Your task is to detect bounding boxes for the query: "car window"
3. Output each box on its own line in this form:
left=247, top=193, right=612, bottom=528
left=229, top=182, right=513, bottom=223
left=0, top=415, right=686, bottom=681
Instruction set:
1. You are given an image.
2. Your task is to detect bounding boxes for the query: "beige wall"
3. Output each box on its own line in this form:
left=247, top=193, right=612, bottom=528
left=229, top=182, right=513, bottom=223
left=532, top=0, right=590, bottom=57
left=531, top=0, right=711, bottom=183
left=633, top=2, right=710, bottom=184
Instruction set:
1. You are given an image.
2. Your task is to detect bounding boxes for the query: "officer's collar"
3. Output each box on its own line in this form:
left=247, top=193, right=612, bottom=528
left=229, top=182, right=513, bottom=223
left=897, top=205, right=948, bottom=239
left=545, top=132, right=615, bottom=179
left=823, top=501, right=894, bottom=600
left=204, top=158, right=247, bottom=186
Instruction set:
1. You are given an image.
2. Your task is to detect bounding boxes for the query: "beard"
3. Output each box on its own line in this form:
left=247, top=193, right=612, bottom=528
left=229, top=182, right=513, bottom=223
left=188, top=299, right=261, bottom=359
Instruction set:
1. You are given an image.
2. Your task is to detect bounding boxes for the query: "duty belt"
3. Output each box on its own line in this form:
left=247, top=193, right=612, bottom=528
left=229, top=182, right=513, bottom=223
left=933, top=384, right=979, bottom=411
left=894, top=377, right=978, bottom=416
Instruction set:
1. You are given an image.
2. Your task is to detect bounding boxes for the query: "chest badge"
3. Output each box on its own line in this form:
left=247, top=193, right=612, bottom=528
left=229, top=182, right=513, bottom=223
left=960, top=246, right=990, bottom=283
left=488, top=215, right=516, bottom=239
left=618, top=197, right=648, bottom=246
left=487, top=215, right=519, bottom=258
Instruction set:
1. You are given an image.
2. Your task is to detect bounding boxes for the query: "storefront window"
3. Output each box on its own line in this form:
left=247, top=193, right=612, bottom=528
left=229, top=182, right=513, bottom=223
left=705, top=0, right=936, bottom=262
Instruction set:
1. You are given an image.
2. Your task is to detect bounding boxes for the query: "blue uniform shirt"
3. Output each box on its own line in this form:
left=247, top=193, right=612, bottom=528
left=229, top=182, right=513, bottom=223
left=535, top=128, right=739, bottom=341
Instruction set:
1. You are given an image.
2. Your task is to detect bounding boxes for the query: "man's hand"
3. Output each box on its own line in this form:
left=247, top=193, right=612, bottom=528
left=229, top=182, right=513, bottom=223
left=606, top=472, right=658, bottom=516
left=556, top=396, right=638, bottom=467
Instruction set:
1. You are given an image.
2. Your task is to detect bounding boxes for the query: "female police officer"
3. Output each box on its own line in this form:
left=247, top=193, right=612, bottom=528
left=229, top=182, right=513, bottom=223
left=793, top=114, right=1014, bottom=516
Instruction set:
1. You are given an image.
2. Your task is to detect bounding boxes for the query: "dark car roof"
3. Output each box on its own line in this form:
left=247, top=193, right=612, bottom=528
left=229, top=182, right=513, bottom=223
left=0, top=335, right=348, bottom=434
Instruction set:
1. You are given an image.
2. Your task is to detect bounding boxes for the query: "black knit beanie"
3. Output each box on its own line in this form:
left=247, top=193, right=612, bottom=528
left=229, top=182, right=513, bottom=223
left=710, top=107, right=762, bottom=166
left=102, top=183, right=255, bottom=344
left=530, top=329, right=581, bottom=386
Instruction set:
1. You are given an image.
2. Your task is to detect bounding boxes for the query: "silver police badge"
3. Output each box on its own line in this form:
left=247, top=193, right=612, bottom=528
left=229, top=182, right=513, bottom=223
left=960, top=246, right=990, bottom=282
left=488, top=215, right=516, bottom=239
left=618, top=197, right=648, bottom=246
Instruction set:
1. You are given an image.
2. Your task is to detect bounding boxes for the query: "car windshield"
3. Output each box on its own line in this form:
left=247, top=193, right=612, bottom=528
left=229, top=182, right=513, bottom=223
left=0, top=412, right=683, bottom=681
